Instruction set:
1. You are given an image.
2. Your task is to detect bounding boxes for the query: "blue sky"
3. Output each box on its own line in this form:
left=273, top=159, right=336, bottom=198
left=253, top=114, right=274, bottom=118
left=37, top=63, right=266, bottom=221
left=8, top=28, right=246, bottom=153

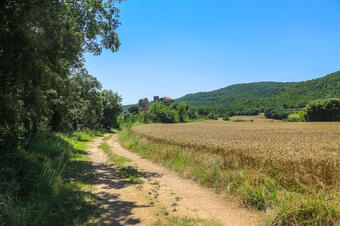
left=85, top=0, right=340, bottom=105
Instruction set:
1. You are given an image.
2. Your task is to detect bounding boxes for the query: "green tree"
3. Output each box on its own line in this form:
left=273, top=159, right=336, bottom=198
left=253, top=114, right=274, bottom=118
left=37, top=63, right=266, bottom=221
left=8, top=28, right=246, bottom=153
left=101, top=90, right=123, bottom=129
left=306, top=98, right=340, bottom=121
left=138, top=98, right=150, bottom=122
left=128, top=105, right=139, bottom=114
left=149, top=102, right=177, bottom=123
left=176, top=103, right=188, bottom=122
left=0, top=0, right=123, bottom=135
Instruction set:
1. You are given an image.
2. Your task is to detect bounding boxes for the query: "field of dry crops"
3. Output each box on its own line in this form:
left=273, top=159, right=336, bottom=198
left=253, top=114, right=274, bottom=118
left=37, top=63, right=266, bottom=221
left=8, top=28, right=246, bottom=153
left=132, top=119, right=340, bottom=190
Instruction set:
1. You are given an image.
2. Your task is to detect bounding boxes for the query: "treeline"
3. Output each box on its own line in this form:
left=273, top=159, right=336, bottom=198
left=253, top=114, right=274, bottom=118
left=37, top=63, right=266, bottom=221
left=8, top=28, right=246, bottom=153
left=121, top=99, right=194, bottom=125
left=1, top=1, right=123, bottom=224
left=122, top=98, right=232, bottom=125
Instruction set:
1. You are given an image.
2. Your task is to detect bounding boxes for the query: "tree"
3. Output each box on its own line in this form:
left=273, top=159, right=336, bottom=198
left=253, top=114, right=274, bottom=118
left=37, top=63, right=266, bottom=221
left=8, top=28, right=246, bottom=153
left=306, top=98, right=340, bottom=121
left=138, top=98, right=150, bottom=122
left=70, top=70, right=104, bottom=130
left=101, top=90, right=123, bottom=129
left=176, top=103, right=188, bottom=122
left=128, top=105, right=139, bottom=114
left=149, top=102, right=177, bottom=123
left=0, top=0, right=123, bottom=135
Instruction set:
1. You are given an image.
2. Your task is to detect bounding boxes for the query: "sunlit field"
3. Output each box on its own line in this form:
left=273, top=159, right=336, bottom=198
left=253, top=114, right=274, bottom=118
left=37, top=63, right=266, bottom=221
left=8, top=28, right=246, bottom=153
left=133, top=120, right=340, bottom=189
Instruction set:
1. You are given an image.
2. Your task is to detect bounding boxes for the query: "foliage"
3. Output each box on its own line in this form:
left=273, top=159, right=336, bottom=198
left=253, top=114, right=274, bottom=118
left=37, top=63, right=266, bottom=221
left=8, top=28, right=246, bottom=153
left=177, top=82, right=290, bottom=107
left=138, top=98, right=150, bottom=122
left=207, top=112, right=218, bottom=120
left=187, top=109, right=198, bottom=120
left=284, top=111, right=306, bottom=122
left=264, top=108, right=289, bottom=120
left=306, top=98, right=340, bottom=121
left=176, top=103, right=188, bottom=122
left=0, top=1, right=123, bottom=224
left=128, top=105, right=140, bottom=114
left=222, top=115, right=230, bottom=121
left=101, top=90, right=123, bottom=129
left=149, top=102, right=177, bottom=123
left=0, top=131, right=102, bottom=225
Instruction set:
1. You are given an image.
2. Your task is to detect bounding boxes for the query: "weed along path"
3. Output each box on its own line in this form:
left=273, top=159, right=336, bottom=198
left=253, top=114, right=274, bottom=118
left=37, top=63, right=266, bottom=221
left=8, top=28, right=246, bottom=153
left=87, top=134, right=261, bottom=225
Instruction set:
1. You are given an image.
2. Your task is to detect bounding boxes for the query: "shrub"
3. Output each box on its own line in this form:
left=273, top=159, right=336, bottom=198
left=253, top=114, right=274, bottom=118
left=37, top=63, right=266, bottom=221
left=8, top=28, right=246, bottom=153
left=207, top=113, right=218, bottom=120
left=265, top=108, right=289, bottom=120
left=188, top=109, right=198, bottom=120
left=285, top=111, right=306, bottom=122
left=127, top=105, right=139, bottom=114
left=222, top=115, right=230, bottom=121
left=306, top=98, right=340, bottom=121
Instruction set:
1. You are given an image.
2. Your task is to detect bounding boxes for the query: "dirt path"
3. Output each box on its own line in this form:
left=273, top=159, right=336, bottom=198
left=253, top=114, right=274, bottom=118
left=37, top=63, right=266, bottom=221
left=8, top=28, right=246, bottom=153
left=87, top=134, right=262, bottom=225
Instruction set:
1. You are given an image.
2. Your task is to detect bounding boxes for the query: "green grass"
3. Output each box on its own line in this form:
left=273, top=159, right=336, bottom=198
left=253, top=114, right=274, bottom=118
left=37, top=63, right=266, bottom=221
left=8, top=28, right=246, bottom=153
left=98, top=143, right=111, bottom=151
left=119, top=128, right=340, bottom=226
left=0, top=131, right=103, bottom=225
left=232, top=119, right=250, bottom=122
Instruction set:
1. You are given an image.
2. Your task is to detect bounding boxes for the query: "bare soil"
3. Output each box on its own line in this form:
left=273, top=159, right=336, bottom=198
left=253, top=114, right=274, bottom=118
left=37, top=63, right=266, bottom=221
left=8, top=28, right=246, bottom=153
left=87, top=134, right=262, bottom=225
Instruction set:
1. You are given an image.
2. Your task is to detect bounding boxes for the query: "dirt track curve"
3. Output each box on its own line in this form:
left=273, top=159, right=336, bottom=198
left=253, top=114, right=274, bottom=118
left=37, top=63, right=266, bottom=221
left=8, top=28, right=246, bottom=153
left=87, top=134, right=262, bottom=226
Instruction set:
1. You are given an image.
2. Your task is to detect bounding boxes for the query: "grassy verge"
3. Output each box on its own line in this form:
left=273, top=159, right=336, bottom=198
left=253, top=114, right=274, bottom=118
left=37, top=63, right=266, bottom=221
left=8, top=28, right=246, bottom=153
left=118, top=128, right=340, bottom=226
left=0, top=130, right=103, bottom=225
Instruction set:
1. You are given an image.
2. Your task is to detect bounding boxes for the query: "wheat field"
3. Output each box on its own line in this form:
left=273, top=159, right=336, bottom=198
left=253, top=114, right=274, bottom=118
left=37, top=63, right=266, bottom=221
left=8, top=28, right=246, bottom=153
left=133, top=119, right=340, bottom=189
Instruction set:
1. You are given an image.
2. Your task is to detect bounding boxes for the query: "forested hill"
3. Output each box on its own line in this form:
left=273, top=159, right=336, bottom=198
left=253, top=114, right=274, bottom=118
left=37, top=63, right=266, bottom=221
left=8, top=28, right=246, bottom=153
left=176, top=82, right=291, bottom=106
left=176, top=71, right=340, bottom=114
left=271, top=71, right=340, bottom=108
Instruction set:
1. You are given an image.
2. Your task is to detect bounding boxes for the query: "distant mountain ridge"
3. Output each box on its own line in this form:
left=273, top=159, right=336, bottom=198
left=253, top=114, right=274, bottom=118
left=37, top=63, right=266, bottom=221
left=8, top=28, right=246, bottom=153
left=176, top=71, right=340, bottom=114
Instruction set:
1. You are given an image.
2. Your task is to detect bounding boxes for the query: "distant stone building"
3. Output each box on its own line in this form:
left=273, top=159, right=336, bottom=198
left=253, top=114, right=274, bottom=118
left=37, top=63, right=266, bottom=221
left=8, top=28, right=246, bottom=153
left=153, top=96, right=174, bottom=103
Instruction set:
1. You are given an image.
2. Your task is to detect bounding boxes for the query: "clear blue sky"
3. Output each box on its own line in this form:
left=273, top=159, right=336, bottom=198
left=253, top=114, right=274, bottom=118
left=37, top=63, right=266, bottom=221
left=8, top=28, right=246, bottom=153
left=85, top=0, right=340, bottom=105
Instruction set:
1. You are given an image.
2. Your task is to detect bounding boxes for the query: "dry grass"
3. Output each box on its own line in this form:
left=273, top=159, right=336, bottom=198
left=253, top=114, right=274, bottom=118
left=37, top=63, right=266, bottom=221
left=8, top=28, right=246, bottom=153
left=132, top=120, right=340, bottom=190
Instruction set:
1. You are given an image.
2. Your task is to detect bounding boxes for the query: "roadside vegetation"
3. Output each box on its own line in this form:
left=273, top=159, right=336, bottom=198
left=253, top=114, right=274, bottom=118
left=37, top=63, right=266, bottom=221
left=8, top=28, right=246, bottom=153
left=119, top=121, right=340, bottom=225
left=0, top=131, right=104, bottom=225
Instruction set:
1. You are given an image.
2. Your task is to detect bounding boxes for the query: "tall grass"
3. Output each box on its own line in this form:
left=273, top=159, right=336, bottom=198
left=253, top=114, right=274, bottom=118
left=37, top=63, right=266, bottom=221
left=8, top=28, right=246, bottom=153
left=0, top=131, right=102, bottom=225
left=119, top=128, right=340, bottom=225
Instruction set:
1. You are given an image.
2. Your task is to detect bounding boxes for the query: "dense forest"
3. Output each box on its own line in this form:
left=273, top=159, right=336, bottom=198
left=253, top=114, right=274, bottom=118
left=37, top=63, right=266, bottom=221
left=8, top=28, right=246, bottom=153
left=176, top=71, right=340, bottom=116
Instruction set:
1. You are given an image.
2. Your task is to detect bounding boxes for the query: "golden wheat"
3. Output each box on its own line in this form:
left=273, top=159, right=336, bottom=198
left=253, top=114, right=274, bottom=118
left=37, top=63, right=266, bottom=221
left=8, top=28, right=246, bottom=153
left=133, top=120, right=340, bottom=189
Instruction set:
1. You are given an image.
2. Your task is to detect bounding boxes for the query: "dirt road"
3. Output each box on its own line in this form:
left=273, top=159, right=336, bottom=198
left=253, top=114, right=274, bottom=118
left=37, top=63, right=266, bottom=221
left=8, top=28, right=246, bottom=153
left=87, top=134, right=261, bottom=225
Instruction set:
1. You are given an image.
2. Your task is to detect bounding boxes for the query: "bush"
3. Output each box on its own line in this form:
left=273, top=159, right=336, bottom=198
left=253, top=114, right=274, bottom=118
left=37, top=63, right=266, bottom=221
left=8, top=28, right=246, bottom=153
left=188, top=109, right=198, bottom=120
left=207, top=113, right=218, bottom=120
left=284, top=111, right=306, bottom=122
left=306, top=98, right=340, bottom=121
left=222, top=115, right=230, bottom=121
left=264, top=108, right=289, bottom=120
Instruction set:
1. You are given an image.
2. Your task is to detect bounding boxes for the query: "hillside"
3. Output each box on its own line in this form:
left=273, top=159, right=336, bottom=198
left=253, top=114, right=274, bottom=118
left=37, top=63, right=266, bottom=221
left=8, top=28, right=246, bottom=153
left=177, top=82, right=291, bottom=106
left=176, top=71, right=340, bottom=114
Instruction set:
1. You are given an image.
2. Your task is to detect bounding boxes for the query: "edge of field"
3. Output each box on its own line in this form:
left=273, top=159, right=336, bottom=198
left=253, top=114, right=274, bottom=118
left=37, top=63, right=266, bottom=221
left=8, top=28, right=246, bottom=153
left=118, top=127, right=340, bottom=226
